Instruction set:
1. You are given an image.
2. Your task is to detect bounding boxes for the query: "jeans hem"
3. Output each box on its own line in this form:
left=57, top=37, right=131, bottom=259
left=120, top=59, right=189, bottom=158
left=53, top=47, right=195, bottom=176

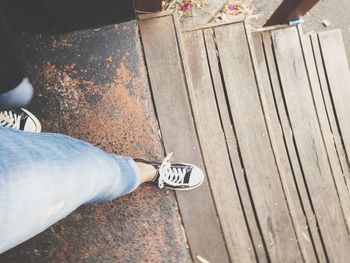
left=125, top=157, right=141, bottom=194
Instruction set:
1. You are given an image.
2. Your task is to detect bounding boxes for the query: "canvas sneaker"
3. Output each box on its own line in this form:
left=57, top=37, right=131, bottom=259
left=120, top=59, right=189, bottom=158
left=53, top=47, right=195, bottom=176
left=0, top=108, right=42, bottom=133
left=136, top=153, right=204, bottom=190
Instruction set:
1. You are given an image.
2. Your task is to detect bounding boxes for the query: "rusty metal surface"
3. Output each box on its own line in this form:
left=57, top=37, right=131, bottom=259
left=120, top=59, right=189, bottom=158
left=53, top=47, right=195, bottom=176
left=0, top=21, right=191, bottom=263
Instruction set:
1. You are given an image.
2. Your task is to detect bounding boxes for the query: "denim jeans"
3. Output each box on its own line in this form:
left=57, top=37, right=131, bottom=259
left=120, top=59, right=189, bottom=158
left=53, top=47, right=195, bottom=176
left=0, top=127, right=141, bottom=253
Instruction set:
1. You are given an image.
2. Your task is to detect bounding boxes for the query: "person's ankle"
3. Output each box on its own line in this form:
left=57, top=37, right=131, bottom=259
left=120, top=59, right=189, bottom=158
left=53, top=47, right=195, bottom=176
left=135, top=162, right=157, bottom=184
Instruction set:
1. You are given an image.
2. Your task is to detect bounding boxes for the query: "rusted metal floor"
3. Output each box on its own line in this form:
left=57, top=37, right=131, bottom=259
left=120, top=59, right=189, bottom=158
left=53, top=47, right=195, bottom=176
left=0, top=20, right=191, bottom=263
left=140, top=11, right=350, bottom=263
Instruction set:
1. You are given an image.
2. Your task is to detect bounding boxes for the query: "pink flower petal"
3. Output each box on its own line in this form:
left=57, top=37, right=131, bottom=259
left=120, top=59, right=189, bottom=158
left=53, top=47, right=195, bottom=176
left=228, top=4, right=237, bottom=11
left=180, top=2, right=192, bottom=12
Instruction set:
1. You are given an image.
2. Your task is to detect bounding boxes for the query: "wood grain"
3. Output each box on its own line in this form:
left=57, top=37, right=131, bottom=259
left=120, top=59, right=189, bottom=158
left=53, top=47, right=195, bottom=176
left=203, top=27, right=269, bottom=262
left=182, top=28, right=256, bottom=263
left=318, top=30, right=350, bottom=190
left=215, top=22, right=302, bottom=262
left=139, top=14, right=230, bottom=263
left=251, top=31, right=317, bottom=262
left=272, top=26, right=350, bottom=262
left=261, top=31, right=327, bottom=262
left=138, top=12, right=350, bottom=262
left=301, top=32, right=350, bottom=232
left=310, top=33, right=350, bottom=198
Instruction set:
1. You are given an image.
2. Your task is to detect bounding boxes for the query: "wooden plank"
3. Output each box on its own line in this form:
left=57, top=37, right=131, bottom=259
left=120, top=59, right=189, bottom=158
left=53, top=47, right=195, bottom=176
left=251, top=31, right=317, bottom=262
left=203, top=28, right=269, bottom=262
left=138, top=9, right=174, bottom=20
left=310, top=33, right=350, bottom=198
left=214, top=22, right=303, bottom=262
left=182, top=29, right=256, bottom=263
left=139, top=14, right=230, bottom=263
left=301, top=31, right=350, bottom=231
left=261, top=31, right=327, bottom=262
left=251, top=24, right=289, bottom=33
left=272, top=26, right=350, bottom=262
left=318, top=30, right=350, bottom=185
left=182, top=15, right=245, bottom=33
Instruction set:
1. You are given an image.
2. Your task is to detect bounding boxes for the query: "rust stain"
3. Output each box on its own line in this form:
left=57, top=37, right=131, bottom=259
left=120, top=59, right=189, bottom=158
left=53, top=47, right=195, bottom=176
left=39, top=60, right=158, bottom=157
left=94, top=206, right=106, bottom=221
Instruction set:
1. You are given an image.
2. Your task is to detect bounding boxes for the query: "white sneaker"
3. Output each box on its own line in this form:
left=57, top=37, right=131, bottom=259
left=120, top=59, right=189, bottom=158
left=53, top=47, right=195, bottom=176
left=0, top=108, right=42, bottom=133
left=135, top=153, right=205, bottom=190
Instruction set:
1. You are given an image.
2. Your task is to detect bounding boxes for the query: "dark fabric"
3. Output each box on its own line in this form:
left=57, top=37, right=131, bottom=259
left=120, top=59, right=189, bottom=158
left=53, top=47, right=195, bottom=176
left=1, top=0, right=135, bottom=33
left=0, top=8, right=25, bottom=94
left=0, top=78, right=33, bottom=110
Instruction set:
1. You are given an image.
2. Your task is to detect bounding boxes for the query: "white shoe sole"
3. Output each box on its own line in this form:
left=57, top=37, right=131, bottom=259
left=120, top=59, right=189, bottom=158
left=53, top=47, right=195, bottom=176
left=21, top=108, right=42, bottom=133
left=163, top=163, right=205, bottom=191
left=164, top=181, right=203, bottom=191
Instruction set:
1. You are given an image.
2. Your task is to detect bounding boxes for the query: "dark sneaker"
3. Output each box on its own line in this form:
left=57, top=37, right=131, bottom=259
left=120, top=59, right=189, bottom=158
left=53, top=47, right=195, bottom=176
left=136, top=153, right=205, bottom=190
left=0, top=108, right=42, bottom=133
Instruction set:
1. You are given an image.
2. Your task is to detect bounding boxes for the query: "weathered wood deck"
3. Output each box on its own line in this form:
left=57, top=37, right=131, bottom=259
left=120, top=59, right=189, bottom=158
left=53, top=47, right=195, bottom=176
left=139, top=11, right=350, bottom=262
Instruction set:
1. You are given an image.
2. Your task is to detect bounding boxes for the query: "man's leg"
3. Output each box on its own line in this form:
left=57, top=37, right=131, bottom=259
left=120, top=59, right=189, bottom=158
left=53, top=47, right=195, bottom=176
left=0, top=127, right=142, bottom=253
left=0, top=126, right=204, bottom=254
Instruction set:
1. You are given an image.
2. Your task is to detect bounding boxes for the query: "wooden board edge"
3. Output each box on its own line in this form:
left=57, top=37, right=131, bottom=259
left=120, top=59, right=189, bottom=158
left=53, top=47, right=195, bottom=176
left=251, top=24, right=291, bottom=33
left=138, top=9, right=175, bottom=20
left=182, top=15, right=246, bottom=33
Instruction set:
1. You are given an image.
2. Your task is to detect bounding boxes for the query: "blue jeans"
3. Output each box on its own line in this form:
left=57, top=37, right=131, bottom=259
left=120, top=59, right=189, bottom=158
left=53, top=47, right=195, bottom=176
left=0, top=127, right=141, bottom=253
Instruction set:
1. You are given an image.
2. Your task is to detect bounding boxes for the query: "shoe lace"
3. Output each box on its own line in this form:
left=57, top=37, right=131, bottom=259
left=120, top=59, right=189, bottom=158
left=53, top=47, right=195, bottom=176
left=157, top=152, right=187, bottom=188
left=0, top=110, right=22, bottom=129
